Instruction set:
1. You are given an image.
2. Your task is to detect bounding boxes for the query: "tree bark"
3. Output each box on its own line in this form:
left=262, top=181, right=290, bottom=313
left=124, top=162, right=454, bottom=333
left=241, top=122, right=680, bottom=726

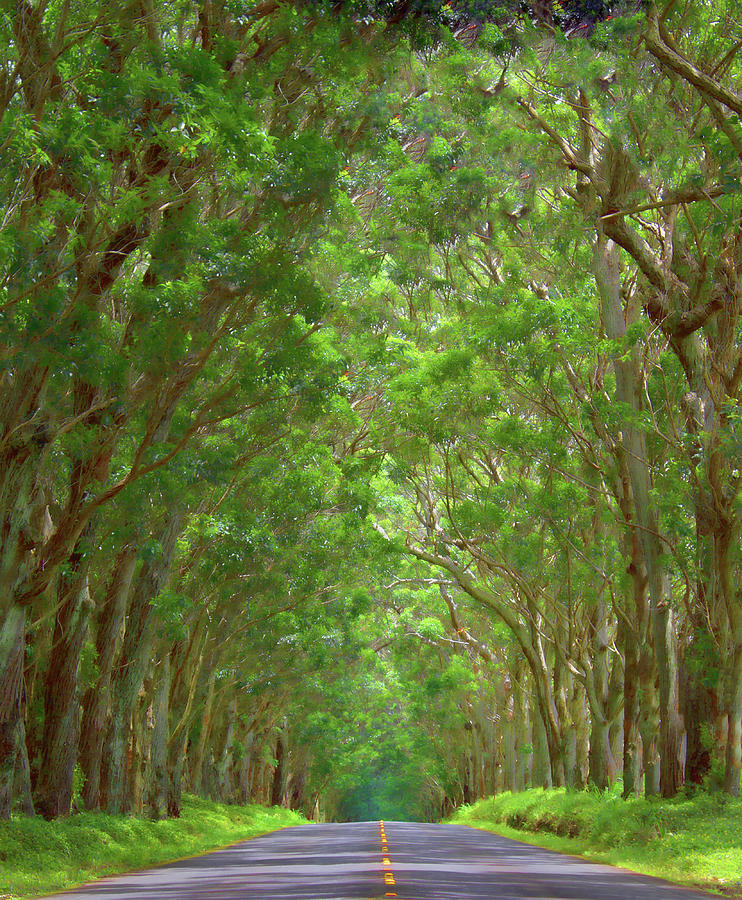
left=621, top=614, right=642, bottom=797
left=723, top=604, right=742, bottom=794
left=216, top=696, right=238, bottom=803
left=270, top=731, right=286, bottom=807
left=593, top=233, right=684, bottom=796
left=0, top=605, right=26, bottom=819
left=532, top=706, right=552, bottom=789
left=587, top=597, right=617, bottom=790
left=105, top=508, right=185, bottom=814
left=79, top=547, right=137, bottom=810
left=570, top=680, right=589, bottom=790
left=147, top=654, right=170, bottom=819
left=13, top=713, right=34, bottom=815
left=35, top=522, right=96, bottom=819
left=190, top=666, right=216, bottom=797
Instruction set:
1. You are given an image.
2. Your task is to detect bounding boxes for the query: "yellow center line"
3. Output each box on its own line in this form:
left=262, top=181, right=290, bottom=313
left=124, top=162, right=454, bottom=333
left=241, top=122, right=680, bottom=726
left=378, top=820, right=399, bottom=897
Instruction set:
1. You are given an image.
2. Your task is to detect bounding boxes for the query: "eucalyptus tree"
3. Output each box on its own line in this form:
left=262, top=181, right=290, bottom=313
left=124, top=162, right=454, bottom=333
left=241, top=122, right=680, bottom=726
left=0, top=0, right=423, bottom=818
left=493, top=1, right=742, bottom=795
left=338, top=0, right=742, bottom=801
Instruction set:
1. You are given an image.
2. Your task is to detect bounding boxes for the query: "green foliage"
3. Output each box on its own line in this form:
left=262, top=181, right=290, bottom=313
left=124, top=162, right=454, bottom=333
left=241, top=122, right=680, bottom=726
left=451, top=790, right=742, bottom=895
left=0, top=798, right=306, bottom=899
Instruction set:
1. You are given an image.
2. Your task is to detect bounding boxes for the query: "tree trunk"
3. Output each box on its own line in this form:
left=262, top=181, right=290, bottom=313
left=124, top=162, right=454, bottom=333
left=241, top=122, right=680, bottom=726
left=723, top=605, right=742, bottom=795
left=532, top=705, right=552, bottom=789
left=271, top=732, right=285, bottom=807
left=167, top=729, right=188, bottom=818
left=525, top=625, right=565, bottom=787
left=238, top=727, right=256, bottom=804
left=216, top=696, right=237, bottom=803
left=147, top=654, right=170, bottom=819
left=638, top=645, right=661, bottom=796
left=502, top=677, right=517, bottom=792
left=621, top=615, right=642, bottom=797
left=0, top=605, right=26, bottom=819
left=680, top=640, right=714, bottom=787
left=589, top=717, right=614, bottom=790
left=128, top=691, right=146, bottom=814
left=13, top=713, right=34, bottom=816
left=514, top=676, right=531, bottom=791
left=80, top=547, right=137, bottom=810
left=166, top=626, right=206, bottom=817
left=36, top=523, right=96, bottom=819
left=653, top=601, right=684, bottom=796
left=105, top=508, right=185, bottom=814
left=568, top=679, right=588, bottom=789
left=190, top=667, right=216, bottom=796
left=594, top=233, right=683, bottom=797
left=587, top=597, right=616, bottom=790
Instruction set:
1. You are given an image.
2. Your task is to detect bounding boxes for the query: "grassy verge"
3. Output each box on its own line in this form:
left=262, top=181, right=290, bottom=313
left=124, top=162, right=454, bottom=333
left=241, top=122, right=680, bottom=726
left=0, top=795, right=308, bottom=900
left=447, top=788, right=742, bottom=897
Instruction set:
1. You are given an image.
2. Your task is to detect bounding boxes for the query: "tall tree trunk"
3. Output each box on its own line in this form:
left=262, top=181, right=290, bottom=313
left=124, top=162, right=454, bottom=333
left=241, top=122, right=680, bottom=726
left=525, top=623, right=565, bottom=787
left=637, top=632, right=661, bottom=795
left=166, top=735, right=188, bottom=818
left=35, top=523, right=96, bottom=819
left=621, top=614, right=642, bottom=797
left=190, top=667, right=216, bottom=797
left=723, top=589, right=742, bottom=794
left=128, top=689, right=147, bottom=814
left=105, top=508, right=185, bottom=814
left=715, top=525, right=742, bottom=794
left=13, top=713, right=34, bottom=816
left=567, top=678, right=588, bottom=789
left=166, top=625, right=206, bottom=817
left=587, top=597, right=617, bottom=790
left=723, top=629, right=742, bottom=795
left=594, top=233, right=683, bottom=796
left=238, top=729, right=256, bottom=804
left=653, top=600, right=684, bottom=796
left=513, top=675, right=530, bottom=791
left=680, top=640, right=715, bottom=787
left=0, top=605, right=26, bottom=819
left=79, top=547, right=137, bottom=810
left=147, top=654, right=170, bottom=819
left=216, top=696, right=237, bottom=803
left=270, top=729, right=286, bottom=807
left=501, top=677, right=517, bottom=793
left=532, top=706, right=552, bottom=789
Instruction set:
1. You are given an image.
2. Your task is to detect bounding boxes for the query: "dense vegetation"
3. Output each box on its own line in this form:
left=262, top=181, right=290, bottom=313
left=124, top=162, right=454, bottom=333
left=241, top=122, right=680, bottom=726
left=0, top=797, right=305, bottom=898
left=451, top=789, right=742, bottom=895
left=1, top=0, right=742, bottom=829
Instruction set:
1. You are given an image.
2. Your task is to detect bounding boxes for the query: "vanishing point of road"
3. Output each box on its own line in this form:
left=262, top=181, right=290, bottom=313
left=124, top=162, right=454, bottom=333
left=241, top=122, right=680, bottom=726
left=44, top=821, right=714, bottom=899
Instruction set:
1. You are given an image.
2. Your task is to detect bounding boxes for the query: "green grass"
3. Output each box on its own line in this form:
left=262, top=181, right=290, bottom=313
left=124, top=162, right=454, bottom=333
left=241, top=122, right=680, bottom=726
left=448, top=788, right=742, bottom=897
left=0, top=795, right=308, bottom=900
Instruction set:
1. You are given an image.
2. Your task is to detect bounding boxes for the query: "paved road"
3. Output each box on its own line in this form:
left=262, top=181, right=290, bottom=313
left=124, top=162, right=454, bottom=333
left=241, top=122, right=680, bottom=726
left=45, top=820, right=714, bottom=899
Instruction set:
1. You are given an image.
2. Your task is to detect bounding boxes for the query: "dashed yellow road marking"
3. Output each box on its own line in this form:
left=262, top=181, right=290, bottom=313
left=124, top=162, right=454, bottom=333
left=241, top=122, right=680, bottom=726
left=378, top=820, right=397, bottom=894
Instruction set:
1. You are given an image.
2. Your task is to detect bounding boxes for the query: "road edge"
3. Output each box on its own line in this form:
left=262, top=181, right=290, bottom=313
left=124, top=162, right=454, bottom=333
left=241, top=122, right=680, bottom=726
left=451, top=820, right=738, bottom=899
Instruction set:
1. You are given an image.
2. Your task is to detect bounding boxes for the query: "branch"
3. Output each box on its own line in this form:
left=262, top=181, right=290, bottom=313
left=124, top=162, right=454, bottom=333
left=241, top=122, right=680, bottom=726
left=673, top=296, right=723, bottom=338
left=515, top=98, right=593, bottom=177
left=645, top=11, right=742, bottom=117
left=599, top=184, right=728, bottom=221
left=438, top=582, right=496, bottom=664
left=601, top=216, right=668, bottom=294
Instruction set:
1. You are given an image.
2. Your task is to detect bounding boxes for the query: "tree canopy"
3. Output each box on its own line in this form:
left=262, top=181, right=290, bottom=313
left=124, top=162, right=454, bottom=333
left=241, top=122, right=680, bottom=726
left=1, top=0, right=742, bottom=823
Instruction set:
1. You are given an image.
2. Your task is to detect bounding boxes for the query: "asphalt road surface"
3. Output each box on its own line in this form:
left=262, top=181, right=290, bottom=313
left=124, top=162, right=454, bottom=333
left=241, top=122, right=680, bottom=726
left=44, top=820, right=715, bottom=900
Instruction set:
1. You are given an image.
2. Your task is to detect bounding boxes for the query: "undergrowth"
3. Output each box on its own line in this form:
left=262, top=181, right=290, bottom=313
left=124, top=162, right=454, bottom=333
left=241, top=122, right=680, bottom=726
left=0, top=795, right=307, bottom=900
left=448, top=787, right=742, bottom=897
